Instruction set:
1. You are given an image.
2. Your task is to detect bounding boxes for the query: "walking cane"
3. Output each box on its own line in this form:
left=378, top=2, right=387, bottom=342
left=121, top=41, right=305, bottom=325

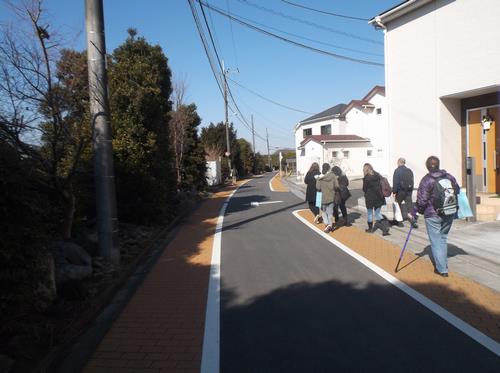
left=395, top=224, right=414, bottom=273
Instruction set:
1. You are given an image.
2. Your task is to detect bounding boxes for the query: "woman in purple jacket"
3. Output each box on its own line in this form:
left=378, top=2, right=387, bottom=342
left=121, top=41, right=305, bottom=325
left=408, top=156, right=460, bottom=277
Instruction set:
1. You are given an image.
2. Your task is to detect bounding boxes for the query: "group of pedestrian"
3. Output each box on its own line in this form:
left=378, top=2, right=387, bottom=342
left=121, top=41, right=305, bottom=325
left=304, top=155, right=460, bottom=278
left=305, top=162, right=352, bottom=233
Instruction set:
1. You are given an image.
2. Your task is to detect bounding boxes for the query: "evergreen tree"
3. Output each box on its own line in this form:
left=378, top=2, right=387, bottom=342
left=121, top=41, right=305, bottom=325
left=175, top=104, right=207, bottom=191
left=108, top=29, right=174, bottom=223
left=234, top=138, right=254, bottom=177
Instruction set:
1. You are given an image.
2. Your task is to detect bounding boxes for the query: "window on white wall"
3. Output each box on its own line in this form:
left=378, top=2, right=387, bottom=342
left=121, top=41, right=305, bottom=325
left=343, top=150, right=350, bottom=158
left=332, top=151, right=338, bottom=158
left=376, top=108, right=382, bottom=115
left=303, top=128, right=312, bottom=137
left=367, top=150, right=373, bottom=157
left=320, top=125, right=331, bottom=135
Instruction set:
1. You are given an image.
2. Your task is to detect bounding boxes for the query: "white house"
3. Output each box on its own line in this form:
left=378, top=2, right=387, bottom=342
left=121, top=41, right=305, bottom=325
left=295, top=86, right=388, bottom=179
left=370, top=0, right=500, bottom=220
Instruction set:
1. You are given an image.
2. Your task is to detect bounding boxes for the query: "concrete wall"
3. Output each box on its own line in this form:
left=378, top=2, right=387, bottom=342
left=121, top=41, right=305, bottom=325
left=385, top=0, right=500, bottom=183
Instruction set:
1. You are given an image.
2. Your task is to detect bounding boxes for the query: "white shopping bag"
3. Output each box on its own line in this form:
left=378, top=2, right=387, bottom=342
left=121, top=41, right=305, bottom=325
left=393, top=199, right=403, bottom=222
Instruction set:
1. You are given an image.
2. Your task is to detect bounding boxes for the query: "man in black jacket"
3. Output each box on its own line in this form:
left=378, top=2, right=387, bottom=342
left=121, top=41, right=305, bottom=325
left=392, top=158, right=418, bottom=228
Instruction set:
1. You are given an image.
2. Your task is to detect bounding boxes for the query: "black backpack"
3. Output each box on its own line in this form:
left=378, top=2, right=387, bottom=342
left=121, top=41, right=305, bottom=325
left=432, top=176, right=458, bottom=216
left=399, top=167, right=414, bottom=192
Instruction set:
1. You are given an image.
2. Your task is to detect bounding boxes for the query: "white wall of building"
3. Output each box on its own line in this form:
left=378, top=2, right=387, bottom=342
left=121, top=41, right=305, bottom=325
left=295, top=118, right=341, bottom=178
left=295, top=90, right=389, bottom=179
left=297, top=140, right=371, bottom=180
left=327, top=143, right=371, bottom=179
left=384, top=0, right=500, bottom=183
left=344, top=93, right=389, bottom=175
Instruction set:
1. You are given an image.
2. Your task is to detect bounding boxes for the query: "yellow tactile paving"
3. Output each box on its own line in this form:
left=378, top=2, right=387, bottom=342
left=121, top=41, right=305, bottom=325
left=270, top=173, right=289, bottom=192
left=297, top=209, right=500, bottom=343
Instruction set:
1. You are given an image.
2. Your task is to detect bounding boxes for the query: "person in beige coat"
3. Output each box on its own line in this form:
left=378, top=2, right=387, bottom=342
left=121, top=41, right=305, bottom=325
left=316, top=163, right=339, bottom=233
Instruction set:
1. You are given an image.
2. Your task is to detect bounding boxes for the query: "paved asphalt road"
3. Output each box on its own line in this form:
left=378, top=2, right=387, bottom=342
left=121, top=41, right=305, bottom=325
left=219, top=173, right=499, bottom=373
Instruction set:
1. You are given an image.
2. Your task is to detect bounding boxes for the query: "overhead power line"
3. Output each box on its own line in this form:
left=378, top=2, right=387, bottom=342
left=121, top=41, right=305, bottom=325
left=228, top=88, right=295, bottom=137
left=187, top=0, right=224, bottom=98
left=188, top=0, right=270, bottom=148
left=228, top=77, right=314, bottom=115
left=237, top=0, right=381, bottom=45
left=197, top=0, right=224, bottom=73
left=280, top=0, right=370, bottom=21
left=197, top=0, right=267, bottom=141
left=198, top=1, right=384, bottom=67
left=225, top=0, right=240, bottom=69
left=223, top=10, right=383, bottom=57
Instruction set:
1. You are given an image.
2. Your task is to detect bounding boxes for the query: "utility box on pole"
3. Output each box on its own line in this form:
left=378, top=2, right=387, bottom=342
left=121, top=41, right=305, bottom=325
left=465, top=156, right=477, bottom=222
left=86, top=0, right=120, bottom=263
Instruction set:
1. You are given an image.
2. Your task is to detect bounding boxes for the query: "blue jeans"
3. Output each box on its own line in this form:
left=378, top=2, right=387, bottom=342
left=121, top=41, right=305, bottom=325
left=321, top=203, right=334, bottom=226
left=425, top=215, right=453, bottom=274
left=367, top=207, right=382, bottom=223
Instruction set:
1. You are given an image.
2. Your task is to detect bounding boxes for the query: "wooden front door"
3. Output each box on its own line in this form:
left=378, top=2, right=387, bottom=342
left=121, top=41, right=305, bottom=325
left=487, top=107, right=500, bottom=193
left=468, top=107, right=499, bottom=193
left=467, top=110, right=483, bottom=190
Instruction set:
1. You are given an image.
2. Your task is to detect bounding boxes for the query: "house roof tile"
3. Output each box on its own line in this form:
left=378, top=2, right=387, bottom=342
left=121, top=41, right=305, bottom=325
left=299, top=103, right=347, bottom=125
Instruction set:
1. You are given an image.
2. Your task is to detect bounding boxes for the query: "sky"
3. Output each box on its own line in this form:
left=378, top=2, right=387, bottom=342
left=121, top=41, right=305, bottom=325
left=0, top=0, right=401, bottom=154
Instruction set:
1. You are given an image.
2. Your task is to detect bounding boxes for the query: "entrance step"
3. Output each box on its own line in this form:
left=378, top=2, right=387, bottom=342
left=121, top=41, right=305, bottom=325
left=477, top=193, right=500, bottom=221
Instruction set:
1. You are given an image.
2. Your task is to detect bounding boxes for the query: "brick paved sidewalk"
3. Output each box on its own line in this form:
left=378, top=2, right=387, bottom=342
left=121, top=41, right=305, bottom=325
left=296, top=209, right=500, bottom=343
left=270, top=173, right=289, bottom=192
left=83, top=184, right=241, bottom=373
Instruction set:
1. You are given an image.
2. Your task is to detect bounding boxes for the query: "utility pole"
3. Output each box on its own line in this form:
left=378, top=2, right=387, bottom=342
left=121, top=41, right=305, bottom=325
left=222, top=61, right=233, bottom=184
left=266, top=128, right=271, bottom=169
left=251, top=114, right=255, bottom=154
left=86, top=0, right=119, bottom=263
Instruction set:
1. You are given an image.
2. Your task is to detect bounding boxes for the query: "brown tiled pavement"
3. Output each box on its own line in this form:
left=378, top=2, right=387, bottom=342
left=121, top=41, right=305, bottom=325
left=82, top=183, right=243, bottom=373
left=296, top=209, right=500, bottom=343
left=270, top=173, right=289, bottom=192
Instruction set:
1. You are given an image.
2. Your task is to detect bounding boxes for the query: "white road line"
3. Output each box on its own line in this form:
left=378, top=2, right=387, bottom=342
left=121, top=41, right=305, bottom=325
left=292, top=209, right=500, bottom=357
left=201, top=180, right=251, bottom=373
left=250, top=201, right=283, bottom=206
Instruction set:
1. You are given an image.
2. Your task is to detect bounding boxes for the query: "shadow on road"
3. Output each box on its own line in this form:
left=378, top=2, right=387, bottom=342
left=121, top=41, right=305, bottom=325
left=223, top=201, right=306, bottom=231
left=221, top=279, right=500, bottom=372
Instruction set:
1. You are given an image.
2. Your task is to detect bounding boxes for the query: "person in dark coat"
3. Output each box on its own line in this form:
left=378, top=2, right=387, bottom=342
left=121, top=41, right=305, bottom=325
left=332, top=166, right=351, bottom=226
left=392, top=157, right=417, bottom=228
left=304, top=162, right=321, bottom=223
left=362, top=163, right=390, bottom=235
